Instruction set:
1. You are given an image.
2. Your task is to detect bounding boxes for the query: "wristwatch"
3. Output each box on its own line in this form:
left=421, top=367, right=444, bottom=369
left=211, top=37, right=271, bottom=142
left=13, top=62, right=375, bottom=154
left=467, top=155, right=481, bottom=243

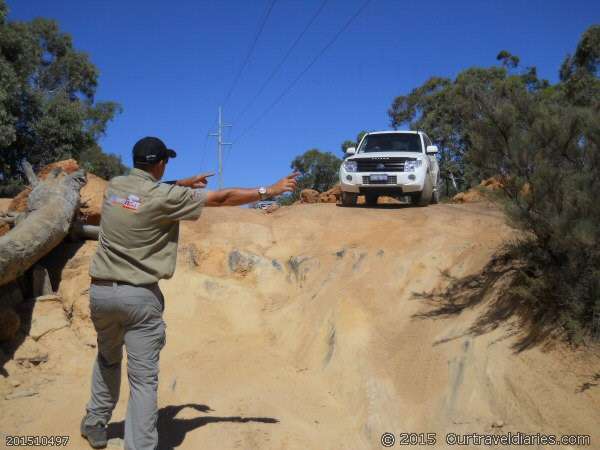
left=258, top=187, right=269, bottom=200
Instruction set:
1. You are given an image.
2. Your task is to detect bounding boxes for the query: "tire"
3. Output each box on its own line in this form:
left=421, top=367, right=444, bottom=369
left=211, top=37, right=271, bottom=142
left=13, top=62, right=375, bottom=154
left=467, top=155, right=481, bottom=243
left=413, top=175, right=433, bottom=207
left=341, top=192, right=358, bottom=207
left=365, top=194, right=378, bottom=206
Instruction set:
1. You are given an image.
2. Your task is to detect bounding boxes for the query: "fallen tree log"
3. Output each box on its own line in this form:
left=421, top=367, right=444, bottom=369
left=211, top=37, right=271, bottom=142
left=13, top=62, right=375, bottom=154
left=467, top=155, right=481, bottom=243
left=0, top=211, right=25, bottom=225
left=71, top=223, right=100, bottom=240
left=0, top=163, right=86, bottom=286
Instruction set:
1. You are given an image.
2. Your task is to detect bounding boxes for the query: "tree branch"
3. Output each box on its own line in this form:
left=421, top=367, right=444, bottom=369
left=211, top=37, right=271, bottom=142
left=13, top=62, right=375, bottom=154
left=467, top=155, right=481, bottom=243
left=20, top=159, right=38, bottom=187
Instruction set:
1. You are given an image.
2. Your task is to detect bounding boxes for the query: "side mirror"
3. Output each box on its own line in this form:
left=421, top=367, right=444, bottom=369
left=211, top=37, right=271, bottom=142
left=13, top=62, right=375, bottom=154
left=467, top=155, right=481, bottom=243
left=426, top=145, right=439, bottom=154
left=345, top=147, right=356, bottom=155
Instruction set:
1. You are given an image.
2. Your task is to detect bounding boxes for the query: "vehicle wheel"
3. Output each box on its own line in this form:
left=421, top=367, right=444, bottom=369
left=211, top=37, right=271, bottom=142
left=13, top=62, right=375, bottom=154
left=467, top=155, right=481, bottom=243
left=365, top=194, right=378, bottom=206
left=341, top=192, right=358, bottom=207
left=413, top=175, right=433, bottom=207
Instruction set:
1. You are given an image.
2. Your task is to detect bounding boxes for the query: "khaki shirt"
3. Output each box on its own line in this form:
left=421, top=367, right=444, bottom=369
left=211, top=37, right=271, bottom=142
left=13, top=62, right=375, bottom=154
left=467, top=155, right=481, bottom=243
left=89, top=168, right=206, bottom=285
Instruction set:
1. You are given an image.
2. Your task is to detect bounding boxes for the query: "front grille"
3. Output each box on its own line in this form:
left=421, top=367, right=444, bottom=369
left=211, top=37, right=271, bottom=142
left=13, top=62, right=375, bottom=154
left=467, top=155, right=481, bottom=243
left=362, top=176, right=398, bottom=185
left=356, top=157, right=414, bottom=172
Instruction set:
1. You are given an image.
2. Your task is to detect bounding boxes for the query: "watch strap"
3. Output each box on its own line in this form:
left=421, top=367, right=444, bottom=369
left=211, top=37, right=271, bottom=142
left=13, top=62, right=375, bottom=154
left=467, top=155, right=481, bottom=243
left=258, top=187, right=269, bottom=200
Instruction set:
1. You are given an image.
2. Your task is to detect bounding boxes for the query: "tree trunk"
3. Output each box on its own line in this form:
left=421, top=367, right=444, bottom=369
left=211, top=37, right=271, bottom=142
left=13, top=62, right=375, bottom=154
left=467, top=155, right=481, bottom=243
left=70, top=223, right=100, bottom=240
left=0, top=166, right=86, bottom=287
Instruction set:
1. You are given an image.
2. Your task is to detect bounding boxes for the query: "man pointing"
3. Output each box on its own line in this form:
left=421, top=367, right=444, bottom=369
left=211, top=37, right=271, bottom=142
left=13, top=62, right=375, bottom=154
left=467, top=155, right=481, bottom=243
left=81, top=136, right=297, bottom=449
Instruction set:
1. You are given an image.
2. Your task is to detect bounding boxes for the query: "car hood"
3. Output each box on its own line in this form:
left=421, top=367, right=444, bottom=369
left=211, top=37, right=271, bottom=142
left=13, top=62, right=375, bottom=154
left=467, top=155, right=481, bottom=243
left=349, top=152, right=423, bottom=160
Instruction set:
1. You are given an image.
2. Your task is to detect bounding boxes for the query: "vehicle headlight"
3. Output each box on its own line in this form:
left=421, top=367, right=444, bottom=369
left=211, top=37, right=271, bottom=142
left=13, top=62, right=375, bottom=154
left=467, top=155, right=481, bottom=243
left=404, top=159, right=423, bottom=172
left=343, top=160, right=357, bottom=172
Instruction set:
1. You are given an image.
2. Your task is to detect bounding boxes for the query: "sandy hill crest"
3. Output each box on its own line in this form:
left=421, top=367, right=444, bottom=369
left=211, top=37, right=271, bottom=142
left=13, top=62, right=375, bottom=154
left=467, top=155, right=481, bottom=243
left=0, top=190, right=599, bottom=449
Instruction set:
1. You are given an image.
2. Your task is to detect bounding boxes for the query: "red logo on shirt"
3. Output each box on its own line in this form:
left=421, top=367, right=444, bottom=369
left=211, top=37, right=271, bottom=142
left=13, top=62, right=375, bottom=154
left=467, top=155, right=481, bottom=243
left=109, top=194, right=142, bottom=212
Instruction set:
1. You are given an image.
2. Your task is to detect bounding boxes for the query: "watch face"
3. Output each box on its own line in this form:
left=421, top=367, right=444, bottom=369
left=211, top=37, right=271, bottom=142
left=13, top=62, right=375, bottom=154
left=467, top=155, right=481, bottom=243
left=259, top=187, right=267, bottom=195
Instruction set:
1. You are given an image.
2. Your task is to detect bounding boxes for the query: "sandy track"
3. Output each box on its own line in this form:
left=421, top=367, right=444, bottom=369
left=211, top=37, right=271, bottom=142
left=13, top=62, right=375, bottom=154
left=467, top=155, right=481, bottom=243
left=1, top=203, right=599, bottom=450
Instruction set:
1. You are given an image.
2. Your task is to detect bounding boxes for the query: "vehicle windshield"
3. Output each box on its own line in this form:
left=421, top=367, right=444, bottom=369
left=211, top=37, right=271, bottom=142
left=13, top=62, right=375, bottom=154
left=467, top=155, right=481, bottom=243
left=358, top=133, right=422, bottom=153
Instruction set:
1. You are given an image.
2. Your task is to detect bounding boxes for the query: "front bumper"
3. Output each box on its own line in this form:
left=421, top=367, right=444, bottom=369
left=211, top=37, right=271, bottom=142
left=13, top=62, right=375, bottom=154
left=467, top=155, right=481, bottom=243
left=339, top=171, right=426, bottom=194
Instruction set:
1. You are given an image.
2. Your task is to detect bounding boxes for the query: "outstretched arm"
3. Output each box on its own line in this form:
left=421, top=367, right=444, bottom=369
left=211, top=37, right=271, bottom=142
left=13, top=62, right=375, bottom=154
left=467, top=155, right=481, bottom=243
left=205, top=173, right=299, bottom=207
left=164, top=172, right=215, bottom=188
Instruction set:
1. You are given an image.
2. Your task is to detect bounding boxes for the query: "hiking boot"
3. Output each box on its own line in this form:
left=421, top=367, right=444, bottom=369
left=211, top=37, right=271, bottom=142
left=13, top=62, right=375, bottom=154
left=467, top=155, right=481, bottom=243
left=80, top=415, right=108, bottom=449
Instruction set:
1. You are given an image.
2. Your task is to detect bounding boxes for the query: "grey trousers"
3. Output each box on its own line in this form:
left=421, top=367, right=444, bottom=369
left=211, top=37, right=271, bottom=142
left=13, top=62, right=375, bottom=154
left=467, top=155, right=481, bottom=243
left=85, top=282, right=166, bottom=450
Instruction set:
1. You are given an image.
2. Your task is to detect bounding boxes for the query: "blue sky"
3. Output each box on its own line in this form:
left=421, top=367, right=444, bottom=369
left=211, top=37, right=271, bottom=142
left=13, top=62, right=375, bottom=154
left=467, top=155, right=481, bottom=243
left=7, top=0, right=599, bottom=187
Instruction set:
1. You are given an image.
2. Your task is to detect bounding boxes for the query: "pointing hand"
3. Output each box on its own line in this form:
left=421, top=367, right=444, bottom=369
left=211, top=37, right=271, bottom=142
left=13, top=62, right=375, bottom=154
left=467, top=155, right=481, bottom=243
left=177, top=172, right=215, bottom=189
left=269, top=172, right=300, bottom=196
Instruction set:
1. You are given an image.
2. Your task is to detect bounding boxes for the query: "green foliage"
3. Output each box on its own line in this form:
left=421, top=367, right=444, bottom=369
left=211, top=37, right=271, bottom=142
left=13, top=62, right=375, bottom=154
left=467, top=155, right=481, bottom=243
left=0, top=2, right=6, bottom=25
left=340, top=130, right=367, bottom=154
left=388, top=55, right=552, bottom=197
left=287, top=148, right=341, bottom=201
left=0, top=0, right=122, bottom=188
left=464, top=75, right=599, bottom=341
left=389, top=75, right=470, bottom=196
left=559, top=25, right=600, bottom=107
left=275, top=192, right=296, bottom=206
left=560, top=25, right=600, bottom=80
left=79, top=144, right=127, bottom=180
left=389, top=25, right=600, bottom=341
left=496, top=50, right=520, bottom=69
left=0, top=177, right=22, bottom=197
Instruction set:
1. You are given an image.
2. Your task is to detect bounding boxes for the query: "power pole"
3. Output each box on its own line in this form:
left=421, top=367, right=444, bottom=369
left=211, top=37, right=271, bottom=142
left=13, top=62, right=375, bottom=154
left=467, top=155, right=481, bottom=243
left=209, top=106, right=232, bottom=189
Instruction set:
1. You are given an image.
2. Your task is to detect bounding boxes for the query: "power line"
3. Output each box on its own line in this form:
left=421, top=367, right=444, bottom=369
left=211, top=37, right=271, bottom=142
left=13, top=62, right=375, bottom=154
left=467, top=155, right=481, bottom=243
left=232, top=0, right=329, bottom=125
left=199, top=0, right=276, bottom=175
left=221, top=0, right=278, bottom=109
left=223, top=0, right=329, bottom=168
left=229, top=0, right=373, bottom=149
left=204, top=0, right=276, bottom=173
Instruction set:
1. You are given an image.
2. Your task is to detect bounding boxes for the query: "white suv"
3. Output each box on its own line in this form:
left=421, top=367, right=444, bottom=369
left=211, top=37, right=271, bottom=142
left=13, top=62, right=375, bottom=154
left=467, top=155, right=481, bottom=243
left=339, top=130, right=440, bottom=207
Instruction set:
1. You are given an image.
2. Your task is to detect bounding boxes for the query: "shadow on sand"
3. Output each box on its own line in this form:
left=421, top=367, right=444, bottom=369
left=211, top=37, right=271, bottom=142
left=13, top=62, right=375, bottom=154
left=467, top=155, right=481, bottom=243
left=107, top=404, right=279, bottom=450
left=335, top=202, right=411, bottom=210
left=0, top=240, right=85, bottom=375
left=411, top=252, right=563, bottom=353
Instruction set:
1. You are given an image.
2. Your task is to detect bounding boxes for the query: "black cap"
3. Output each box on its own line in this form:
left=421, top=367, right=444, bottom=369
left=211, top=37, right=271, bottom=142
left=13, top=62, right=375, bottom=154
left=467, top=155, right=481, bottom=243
left=132, top=137, right=177, bottom=165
